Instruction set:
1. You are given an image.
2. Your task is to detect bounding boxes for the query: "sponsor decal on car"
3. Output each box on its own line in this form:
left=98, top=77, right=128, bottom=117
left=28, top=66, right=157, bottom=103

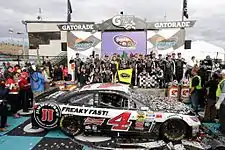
left=107, top=112, right=132, bottom=131
left=146, top=112, right=155, bottom=122
left=34, top=103, right=62, bottom=129
left=135, top=117, right=145, bottom=130
left=146, top=112, right=155, bottom=117
left=84, top=117, right=105, bottom=125
left=61, top=106, right=109, bottom=116
left=135, top=111, right=146, bottom=130
left=137, top=112, right=146, bottom=119
left=155, top=114, right=162, bottom=118
left=135, top=121, right=144, bottom=130
left=144, top=122, right=151, bottom=127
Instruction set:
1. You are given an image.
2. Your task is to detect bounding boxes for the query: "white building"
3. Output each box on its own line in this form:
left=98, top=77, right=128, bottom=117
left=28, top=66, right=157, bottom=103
left=25, top=21, right=68, bottom=56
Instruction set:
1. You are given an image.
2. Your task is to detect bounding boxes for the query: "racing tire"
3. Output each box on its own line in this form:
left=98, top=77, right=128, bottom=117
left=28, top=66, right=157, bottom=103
left=60, top=116, right=83, bottom=137
left=160, top=119, right=187, bottom=142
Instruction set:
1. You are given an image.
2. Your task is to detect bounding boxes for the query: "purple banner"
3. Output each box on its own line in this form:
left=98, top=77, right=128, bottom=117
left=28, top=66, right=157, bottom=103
left=101, top=31, right=147, bottom=56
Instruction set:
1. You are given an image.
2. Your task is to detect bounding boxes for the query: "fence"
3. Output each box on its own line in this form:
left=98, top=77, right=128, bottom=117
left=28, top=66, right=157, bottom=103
left=0, top=52, right=67, bottom=66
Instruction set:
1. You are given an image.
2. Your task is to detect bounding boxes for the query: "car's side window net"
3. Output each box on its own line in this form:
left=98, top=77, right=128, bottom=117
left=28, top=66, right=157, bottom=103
left=98, top=93, right=117, bottom=108
left=121, top=98, right=128, bottom=108
left=98, top=92, right=133, bottom=109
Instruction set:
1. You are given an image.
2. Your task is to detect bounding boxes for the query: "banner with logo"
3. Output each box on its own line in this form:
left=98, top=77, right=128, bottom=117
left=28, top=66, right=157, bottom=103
left=101, top=31, right=146, bottom=56
left=117, top=68, right=133, bottom=84
left=67, top=31, right=101, bottom=51
left=148, top=29, right=185, bottom=51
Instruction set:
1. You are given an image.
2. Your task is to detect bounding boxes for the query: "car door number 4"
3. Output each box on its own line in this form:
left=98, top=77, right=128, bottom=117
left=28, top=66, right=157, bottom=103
left=107, top=112, right=132, bottom=131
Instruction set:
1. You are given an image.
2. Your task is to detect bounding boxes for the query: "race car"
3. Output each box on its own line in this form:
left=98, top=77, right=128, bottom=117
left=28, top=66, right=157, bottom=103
left=32, top=83, right=200, bottom=141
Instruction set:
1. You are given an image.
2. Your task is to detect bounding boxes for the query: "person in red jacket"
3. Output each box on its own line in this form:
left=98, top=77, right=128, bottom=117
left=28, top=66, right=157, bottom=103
left=5, top=73, right=20, bottom=118
left=63, top=66, right=69, bottom=81
left=18, top=72, right=30, bottom=112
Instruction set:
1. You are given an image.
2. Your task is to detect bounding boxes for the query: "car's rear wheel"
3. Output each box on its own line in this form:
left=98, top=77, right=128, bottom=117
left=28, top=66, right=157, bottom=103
left=60, top=116, right=82, bottom=137
left=160, top=119, right=187, bottom=142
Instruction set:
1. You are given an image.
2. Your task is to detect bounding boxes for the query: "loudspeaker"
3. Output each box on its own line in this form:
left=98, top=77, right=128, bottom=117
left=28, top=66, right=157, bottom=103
left=184, top=40, right=191, bottom=49
left=61, top=42, right=67, bottom=51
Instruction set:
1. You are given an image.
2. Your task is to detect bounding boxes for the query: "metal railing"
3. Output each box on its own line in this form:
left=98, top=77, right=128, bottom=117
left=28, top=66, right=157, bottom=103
left=0, top=53, right=67, bottom=66
left=50, top=52, right=67, bottom=65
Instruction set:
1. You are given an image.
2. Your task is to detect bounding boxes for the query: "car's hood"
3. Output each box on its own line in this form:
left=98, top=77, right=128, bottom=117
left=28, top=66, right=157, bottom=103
left=138, top=95, right=194, bottom=115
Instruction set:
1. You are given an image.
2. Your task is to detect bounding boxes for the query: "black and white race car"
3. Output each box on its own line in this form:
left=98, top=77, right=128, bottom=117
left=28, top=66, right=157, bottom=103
left=32, top=83, right=200, bottom=141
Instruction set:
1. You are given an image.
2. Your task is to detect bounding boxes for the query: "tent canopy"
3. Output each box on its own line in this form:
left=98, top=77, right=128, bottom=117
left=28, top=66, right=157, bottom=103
left=172, top=40, right=225, bottom=61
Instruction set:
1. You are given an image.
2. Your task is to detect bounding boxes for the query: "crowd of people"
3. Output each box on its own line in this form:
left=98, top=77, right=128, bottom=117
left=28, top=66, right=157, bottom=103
left=69, top=52, right=188, bottom=88
left=0, top=51, right=224, bottom=133
left=187, top=57, right=225, bottom=134
left=0, top=61, right=70, bottom=131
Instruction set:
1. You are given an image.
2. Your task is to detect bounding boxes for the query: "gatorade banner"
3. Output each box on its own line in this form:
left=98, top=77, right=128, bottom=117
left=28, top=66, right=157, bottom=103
left=117, top=69, right=133, bottom=84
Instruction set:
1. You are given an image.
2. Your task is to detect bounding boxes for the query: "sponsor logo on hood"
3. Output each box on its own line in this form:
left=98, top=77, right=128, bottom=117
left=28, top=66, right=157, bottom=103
left=114, top=35, right=136, bottom=48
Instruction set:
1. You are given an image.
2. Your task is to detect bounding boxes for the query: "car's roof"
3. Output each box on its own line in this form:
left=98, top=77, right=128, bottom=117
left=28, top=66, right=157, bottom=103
left=79, top=83, right=130, bottom=94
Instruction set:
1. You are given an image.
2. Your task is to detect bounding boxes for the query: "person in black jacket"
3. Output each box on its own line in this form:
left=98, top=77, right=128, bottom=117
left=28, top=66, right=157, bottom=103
left=175, top=53, right=186, bottom=83
left=204, top=73, right=220, bottom=122
left=164, top=55, right=174, bottom=85
left=79, top=67, right=89, bottom=87
left=0, top=77, right=9, bottom=131
left=53, top=65, right=63, bottom=81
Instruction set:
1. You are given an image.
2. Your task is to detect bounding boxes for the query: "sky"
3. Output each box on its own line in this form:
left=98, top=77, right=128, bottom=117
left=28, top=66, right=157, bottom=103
left=0, top=0, right=225, bottom=48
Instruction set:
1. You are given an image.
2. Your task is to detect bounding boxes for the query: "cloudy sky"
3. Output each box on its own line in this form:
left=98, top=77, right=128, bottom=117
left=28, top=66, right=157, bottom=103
left=0, top=0, right=224, bottom=48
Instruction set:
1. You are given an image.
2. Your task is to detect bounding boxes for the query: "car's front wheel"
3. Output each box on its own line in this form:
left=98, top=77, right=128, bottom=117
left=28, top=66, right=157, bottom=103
left=160, top=119, right=187, bottom=142
left=60, top=116, right=82, bottom=137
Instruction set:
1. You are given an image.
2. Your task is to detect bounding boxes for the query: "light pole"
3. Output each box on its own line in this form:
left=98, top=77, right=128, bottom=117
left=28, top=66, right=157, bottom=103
left=8, top=29, right=14, bottom=51
left=16, top=32, right=25, bottom=57
left=21, top=20, right=28, bottom=58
